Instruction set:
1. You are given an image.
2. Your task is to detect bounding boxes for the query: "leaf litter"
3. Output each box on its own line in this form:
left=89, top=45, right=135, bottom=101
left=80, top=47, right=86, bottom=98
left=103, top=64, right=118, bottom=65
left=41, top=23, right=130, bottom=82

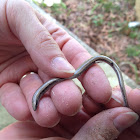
left=40, top=0, right=140, bottom=85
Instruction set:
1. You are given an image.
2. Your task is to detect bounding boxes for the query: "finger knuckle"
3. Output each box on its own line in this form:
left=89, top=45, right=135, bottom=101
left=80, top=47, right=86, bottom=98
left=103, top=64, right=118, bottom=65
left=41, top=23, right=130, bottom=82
left=52, top=28, right=71, bottom=48
left=35, top=30, right=59, bottom=51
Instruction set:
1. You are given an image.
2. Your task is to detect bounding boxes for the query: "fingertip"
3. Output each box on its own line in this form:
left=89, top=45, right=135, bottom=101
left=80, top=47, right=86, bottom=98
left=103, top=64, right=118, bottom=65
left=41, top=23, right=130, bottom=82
left=105, top=85, right=132, bottom=108
left=51, top=56, right=75, bottom=74
left=113, top=111, right=139, bottom=132
left=34, top=97, right=61, bottom=128
left=82, top=65, right=112, bottom=104
left=8, top=99, right=31, bottom=121
left=51, top=80, right=82, bottom=116
left=82, top=93, right=103, bottom=115
left=0, top=83, right=31, bottom=121
left=128, top=88, right=140, bottom=114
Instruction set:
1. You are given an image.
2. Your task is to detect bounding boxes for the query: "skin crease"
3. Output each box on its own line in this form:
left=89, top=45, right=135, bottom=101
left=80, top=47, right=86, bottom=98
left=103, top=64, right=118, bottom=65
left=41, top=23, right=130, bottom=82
left=0, top=0, right=140, bottom=139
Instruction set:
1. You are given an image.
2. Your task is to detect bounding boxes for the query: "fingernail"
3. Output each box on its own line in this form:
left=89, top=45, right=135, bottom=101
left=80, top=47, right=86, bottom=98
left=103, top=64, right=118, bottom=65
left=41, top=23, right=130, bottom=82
left=114, top=112, right=139, bottom=132
left=52, top=57, right=75, bottom=73
left=21, top=72, right=35, bottom=80
left=111, top=94, right=122, bottom=105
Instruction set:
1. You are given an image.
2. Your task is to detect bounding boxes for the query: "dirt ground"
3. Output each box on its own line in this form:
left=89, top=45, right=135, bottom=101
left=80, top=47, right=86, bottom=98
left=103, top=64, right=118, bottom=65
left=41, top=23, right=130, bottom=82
left=41, top=0, right=140, bottom=85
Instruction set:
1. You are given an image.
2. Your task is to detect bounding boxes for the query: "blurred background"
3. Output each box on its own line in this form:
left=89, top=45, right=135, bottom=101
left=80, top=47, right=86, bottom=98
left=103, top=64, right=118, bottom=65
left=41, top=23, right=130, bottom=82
left=32, top=0, right=140, bottom=85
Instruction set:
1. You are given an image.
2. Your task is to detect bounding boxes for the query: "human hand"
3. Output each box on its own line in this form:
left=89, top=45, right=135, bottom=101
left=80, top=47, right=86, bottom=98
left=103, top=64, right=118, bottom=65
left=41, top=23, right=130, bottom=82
left=0, top=2, right=140, bottom=138
left=0, top=0, right=112, bottom=127
left=0, top=1, right=140, bottom=139
left=0, top=88, right=140, bottom=140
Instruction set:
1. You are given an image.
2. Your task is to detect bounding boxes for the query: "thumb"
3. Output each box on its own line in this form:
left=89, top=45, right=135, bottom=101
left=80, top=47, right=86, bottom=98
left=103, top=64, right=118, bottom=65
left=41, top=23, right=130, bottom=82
left=72, top=107, right=139, bottom=140
left=6, top=0, right=75, bottom=77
